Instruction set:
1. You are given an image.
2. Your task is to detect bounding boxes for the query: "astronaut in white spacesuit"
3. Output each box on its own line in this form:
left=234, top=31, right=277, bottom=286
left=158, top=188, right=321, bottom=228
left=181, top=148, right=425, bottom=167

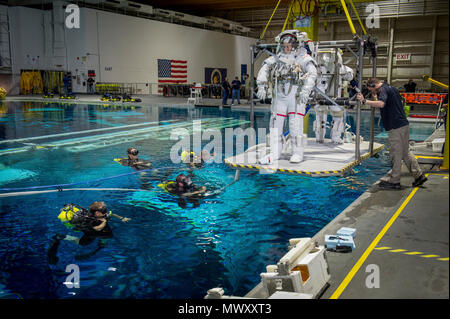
left=256, top=30, right=318, bottom=164
left=314, top=49, right=354, bottom=144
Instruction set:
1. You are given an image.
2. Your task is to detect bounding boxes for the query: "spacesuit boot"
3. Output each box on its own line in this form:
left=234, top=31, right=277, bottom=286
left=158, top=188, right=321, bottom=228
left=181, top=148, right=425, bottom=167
left=288, top=111, right=304, bottom=163
left=289, top=135, right=304, bottom=163
left=331, top=116, right=345, bottom=144
left=259, top=127, right=283, bottom=165
left=314, top=105, right=328, bottom=143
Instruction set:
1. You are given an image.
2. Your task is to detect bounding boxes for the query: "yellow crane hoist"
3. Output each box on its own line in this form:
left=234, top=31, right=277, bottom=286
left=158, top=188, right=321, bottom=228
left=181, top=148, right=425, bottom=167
left=260, top=0, right=371, bottom=43
left=422, top=75, right=449, bottom=90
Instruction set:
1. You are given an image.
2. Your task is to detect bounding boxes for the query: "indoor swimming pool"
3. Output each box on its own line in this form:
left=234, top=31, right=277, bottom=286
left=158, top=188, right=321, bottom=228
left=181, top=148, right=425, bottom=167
left=0, top=101, right=430, bottom=298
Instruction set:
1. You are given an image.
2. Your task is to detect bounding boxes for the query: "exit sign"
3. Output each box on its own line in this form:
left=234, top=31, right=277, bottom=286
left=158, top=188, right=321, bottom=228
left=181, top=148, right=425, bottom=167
left=396, top=53, right=411, bottom=61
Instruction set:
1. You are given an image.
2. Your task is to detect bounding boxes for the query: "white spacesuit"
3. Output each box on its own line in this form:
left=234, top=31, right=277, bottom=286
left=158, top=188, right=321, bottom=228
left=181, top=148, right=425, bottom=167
left=256, top=30, right=318, bottom=164
left=314, top=49, right=354, bottom=144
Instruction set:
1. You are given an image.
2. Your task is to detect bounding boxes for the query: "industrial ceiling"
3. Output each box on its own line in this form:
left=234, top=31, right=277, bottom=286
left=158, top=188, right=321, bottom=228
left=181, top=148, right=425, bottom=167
left=5, top=0, right=448, bottom=40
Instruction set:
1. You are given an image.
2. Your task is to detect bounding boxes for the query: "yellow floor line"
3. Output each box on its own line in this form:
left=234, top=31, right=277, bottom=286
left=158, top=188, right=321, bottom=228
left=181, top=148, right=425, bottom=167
left=375, top=247, right=447, bottom=261
left=415, top=156, right=443, bottom=159
left=329, top=185, right=420, bottom=299
left=330, top=173, right=448, bottom=298
left=404, top=251, right=423, bottom=255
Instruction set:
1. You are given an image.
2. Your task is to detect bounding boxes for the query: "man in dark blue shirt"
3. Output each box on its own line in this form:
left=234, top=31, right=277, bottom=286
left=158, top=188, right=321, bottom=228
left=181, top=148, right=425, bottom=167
left=221, top=77, right=231, bottom=106
left=231, top=76, right=241, bottom=105
left=63, top=74, right=70, bottom=95
left=404, top=79, right=417, bottom=93
left=357, top=77, right=427, bottom=189
left=348, top=79, right=358, bottom=98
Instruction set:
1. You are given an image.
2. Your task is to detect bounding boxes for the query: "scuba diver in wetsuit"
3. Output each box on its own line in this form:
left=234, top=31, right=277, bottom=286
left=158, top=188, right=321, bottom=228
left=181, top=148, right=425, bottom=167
left=163, top=173, right=206, bottom=208
left=47, top=201, right=130, bottom=265
left=116, top=147, right=153, bottom=190
left=118, top=147, right=151, bottom=170
left=181, top=150, right=216, bottom=170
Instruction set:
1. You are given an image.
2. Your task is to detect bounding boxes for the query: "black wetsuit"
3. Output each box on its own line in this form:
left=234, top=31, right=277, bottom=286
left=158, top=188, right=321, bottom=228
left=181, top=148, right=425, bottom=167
left=165, top=183, right=202, bottom=208
left=165, top=183, right=199, bottom=196
left=73, top=216, right=113, bottom=246
left=119, top=158, right=151, bottom=171
left=47, top=213, right=113, bottom=265
left=186, top=155, right=204, bottom=169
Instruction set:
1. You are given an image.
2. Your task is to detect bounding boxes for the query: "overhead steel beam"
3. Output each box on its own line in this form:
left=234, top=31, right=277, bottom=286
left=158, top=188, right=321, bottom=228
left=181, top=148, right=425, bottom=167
left=386, top=18, right=395, bottom=84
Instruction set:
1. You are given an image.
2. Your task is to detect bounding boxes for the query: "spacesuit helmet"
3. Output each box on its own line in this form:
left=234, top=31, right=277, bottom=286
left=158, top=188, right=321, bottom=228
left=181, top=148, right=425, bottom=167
left=275, top=30, right=308, bottom=54
left=275, top=30, right=297, bottom=54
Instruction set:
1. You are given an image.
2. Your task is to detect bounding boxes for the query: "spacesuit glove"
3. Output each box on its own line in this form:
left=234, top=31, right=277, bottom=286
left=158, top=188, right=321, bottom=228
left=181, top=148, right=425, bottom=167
left=293, top=64, right=303, bottom=74
left=256, top=87, right=266, bottom=100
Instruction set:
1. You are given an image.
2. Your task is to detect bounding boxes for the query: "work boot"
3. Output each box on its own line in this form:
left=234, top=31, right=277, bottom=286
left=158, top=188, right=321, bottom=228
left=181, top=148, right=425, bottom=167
left=412, top=174, right=428, bottom=187
left=378, top=180, right=401, bottom=190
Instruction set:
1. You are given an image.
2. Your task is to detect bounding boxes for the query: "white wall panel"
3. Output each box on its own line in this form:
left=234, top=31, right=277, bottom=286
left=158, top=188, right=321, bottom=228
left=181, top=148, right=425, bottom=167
left=95, top=9, right=256, bottom=85
left=8, top=6, right=257, bottom=93
left=8, top=6, right=46, bottom=73
left=66, top=8, right=100, bottom=93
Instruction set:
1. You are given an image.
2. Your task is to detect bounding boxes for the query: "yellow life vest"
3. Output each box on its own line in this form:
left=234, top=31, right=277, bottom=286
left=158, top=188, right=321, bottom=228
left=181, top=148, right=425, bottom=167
left=57, top=204, right=111, bottom=228
left=181, top=151, right=195, bottom=162
left=158, top=181, right=176, bottom=192
left=57, top=204, right=86, bottom=223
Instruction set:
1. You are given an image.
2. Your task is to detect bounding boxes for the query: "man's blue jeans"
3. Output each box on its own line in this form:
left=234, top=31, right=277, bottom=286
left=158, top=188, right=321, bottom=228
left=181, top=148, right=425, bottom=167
left=232, top=89, right=240, bottom=105
left=222, top=89, right=229, bottom=105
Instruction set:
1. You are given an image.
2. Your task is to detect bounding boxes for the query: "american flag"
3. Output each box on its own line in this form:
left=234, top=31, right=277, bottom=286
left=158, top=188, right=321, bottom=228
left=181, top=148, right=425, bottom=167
left=157, top=59, right=187, bottom=94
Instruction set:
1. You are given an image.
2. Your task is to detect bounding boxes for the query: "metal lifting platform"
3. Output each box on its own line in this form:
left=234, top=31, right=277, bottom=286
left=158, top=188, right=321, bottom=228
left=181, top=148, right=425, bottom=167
left=239, top=23, right=381, bottom=178
left=227, top=0, right=383, bottom=180
left=225, top=139, right=384, bottom=177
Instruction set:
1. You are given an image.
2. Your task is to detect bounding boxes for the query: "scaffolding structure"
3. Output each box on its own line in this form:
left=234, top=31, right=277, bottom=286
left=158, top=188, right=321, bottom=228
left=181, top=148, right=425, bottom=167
left=237, top=35, right=379, bottom=178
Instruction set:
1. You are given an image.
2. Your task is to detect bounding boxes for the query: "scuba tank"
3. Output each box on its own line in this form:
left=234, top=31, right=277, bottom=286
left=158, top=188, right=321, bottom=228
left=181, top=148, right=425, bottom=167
left=57, top=203, right=111, bottom=229
left=57, top=204, right=89, bottom=228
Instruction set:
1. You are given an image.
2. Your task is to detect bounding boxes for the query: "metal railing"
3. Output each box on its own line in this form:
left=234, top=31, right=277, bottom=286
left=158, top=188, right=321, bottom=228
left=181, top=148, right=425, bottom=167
left=95, top=82, right=152, bottom=95
left=94, top=82, right=251, bottom=99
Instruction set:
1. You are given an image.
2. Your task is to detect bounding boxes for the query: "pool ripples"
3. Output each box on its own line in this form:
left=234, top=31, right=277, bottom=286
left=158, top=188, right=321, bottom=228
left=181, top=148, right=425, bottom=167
left=0, top=102, right=396, bottom=298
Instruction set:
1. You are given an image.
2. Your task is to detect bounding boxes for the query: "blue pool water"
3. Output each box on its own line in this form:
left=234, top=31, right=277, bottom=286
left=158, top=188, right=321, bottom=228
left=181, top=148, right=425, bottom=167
left=0, top=101, right=431, bottom=298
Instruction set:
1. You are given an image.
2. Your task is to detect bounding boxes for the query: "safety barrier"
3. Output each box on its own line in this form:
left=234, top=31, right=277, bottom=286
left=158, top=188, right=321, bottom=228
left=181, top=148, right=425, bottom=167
left=400, top=93, right=447, bottom=105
